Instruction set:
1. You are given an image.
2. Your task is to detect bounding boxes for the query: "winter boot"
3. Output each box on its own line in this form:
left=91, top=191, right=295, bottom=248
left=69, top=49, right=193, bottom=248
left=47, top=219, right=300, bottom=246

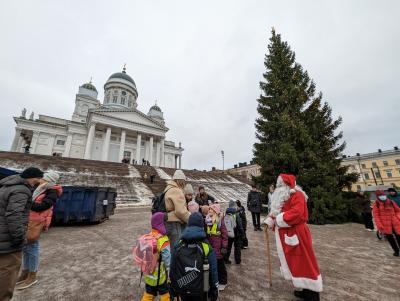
left=303, top=289, right=320, bottom=301
left=294, top=290, right=306, bottom=299
left=16, top=270, right=29, bottom=285
left=16, top=272, right=38, bottom=290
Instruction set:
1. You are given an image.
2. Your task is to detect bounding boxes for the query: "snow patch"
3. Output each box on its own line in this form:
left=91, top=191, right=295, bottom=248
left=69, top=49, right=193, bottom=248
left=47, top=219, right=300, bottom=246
left=155, top=168, right=172, bottom=180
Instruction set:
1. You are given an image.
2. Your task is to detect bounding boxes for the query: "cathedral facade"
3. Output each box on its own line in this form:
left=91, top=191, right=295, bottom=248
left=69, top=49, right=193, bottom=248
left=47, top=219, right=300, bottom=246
left=10, top=67, right=183, bottom=168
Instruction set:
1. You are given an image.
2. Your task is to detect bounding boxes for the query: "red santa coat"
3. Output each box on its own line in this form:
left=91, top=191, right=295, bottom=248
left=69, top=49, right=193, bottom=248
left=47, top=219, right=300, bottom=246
left=275, top=191, right=323, bottom=292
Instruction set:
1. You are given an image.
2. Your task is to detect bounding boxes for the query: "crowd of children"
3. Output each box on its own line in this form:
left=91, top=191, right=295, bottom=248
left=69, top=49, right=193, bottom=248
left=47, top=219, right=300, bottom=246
left=135, top=182, right=250, bottom=301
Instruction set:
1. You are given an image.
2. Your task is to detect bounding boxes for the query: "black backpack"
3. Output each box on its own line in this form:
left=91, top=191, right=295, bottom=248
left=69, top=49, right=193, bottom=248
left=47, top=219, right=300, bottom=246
left=170, top=240, right=209, bottom=297
left=151, top=187, right=173, bottom=214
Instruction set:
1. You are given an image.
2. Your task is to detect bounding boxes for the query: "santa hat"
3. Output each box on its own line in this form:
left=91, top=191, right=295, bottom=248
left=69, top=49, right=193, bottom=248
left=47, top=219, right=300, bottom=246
left=279, top=174, right=296, bottom=188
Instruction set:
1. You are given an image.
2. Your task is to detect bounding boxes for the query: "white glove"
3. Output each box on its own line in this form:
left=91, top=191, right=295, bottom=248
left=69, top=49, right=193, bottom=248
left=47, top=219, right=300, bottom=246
left=263, top=216, right=275, bottom=228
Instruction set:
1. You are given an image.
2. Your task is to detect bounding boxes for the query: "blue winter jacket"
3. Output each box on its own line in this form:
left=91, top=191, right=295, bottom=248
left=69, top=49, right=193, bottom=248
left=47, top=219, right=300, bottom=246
left=172, top=225, right=219, bottom=290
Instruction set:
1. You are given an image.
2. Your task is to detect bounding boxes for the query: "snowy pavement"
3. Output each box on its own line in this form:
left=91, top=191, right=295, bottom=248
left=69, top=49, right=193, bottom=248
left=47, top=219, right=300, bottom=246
left=13, top=208, right=400, bottom=301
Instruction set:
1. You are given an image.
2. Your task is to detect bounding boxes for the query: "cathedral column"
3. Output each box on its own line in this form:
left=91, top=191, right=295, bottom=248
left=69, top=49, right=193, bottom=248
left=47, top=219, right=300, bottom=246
left=16, top=135, right=24, bottom=153
left=149, top=136, right=154, bottom=165
left=136, top=133, right=142, bottom=163
left=10, top=128, right=22, bottom=152
left=63, top=133, right=73, bottom=157
left=118, top=130, right=126, bottom=163
left=84, top=123, right=96, bottom=159
left=29, top=131, right=40, bottom=155
left=178, top=155, right=182, bottom=169
left=102, top=127, right=112, bottom=161
left=156, top=140, right=161, bottom=167
left=160, top=138, right=165, bottom=167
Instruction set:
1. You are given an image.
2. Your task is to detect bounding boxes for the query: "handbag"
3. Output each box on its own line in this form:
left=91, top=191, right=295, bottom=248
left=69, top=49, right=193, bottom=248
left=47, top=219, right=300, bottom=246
left=26, top=220, right=45, bottom=242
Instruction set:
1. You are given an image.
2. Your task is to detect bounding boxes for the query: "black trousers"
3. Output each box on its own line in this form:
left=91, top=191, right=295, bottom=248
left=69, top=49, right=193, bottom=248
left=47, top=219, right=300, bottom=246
left=251, top=212, right=261, bottom=229
left=217, top=258, right=227, bottom=285
left=226, top=237, right=242, bottom=264
left=361, top=212, right=374, bottom=230
left=386, top=231, right=400, bottom=254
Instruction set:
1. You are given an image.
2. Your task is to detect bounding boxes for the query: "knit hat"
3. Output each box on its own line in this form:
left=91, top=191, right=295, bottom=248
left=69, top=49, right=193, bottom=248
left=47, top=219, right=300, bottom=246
left=151, top=212, right=167, bottom=235
left=184, top=184, right=194, bottom=195
left=43, top=171, right=60, bottom=183
left=173, top=170, right=186, bottom=181
left=20, top=167, right=44, bottom=179
left=209, top=203, right=221, bottom=215
left=188, top=212, right=204, bottom=228
left=229, top=200, right=236, bottom=208
left=188, top=200, right=200, bottom=213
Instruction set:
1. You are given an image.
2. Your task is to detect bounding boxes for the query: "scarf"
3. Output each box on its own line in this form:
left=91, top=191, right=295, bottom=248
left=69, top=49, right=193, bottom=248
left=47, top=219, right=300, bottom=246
left=32, top=182, right=57, bottom=201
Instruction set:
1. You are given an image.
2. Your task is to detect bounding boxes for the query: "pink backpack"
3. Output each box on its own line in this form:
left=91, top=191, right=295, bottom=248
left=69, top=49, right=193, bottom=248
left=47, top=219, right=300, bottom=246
left=133, top=233, right=159, bottom=275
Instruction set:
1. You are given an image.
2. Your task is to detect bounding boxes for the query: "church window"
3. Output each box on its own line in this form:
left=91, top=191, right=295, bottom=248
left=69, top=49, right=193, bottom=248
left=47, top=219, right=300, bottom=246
left=121, top=97, right=126, bottom=105
left=128, top=100, right=132, bottom=107
left=122, top=91, right=126, bottom=96
left=113, top=96, right=118, bottom=103
left=56, top=140, right=65, bottom=146
left=113, top=90, right=118, bottom=95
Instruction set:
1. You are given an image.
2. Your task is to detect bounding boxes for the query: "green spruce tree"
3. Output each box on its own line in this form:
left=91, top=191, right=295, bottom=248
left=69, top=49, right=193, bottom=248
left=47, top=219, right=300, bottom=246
left=253, top=28, right=357, bottom=224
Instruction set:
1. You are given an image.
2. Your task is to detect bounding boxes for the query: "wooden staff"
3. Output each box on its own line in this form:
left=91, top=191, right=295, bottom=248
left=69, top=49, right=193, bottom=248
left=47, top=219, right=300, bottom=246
left=264, top=225, right=273, bottom=287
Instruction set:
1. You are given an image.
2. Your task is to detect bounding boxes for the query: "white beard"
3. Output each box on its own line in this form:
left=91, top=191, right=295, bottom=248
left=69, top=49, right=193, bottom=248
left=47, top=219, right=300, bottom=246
left=269, top=185, right=291, bottom=217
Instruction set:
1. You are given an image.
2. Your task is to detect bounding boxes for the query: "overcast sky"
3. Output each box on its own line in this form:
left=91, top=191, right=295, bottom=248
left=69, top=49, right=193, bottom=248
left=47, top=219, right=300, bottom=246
left=0, top=1, right=399, bottom=170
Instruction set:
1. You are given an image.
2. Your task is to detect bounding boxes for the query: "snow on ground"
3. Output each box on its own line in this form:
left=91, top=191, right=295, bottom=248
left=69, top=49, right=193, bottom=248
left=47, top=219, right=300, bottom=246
left=155, top=167, right=172, bottom=180
left=12, top=208, right=400, bottom=301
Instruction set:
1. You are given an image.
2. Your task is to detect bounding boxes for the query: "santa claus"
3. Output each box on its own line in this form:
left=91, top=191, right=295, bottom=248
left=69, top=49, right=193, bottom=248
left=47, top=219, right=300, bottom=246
left=265, top=174, right=322, bottom=301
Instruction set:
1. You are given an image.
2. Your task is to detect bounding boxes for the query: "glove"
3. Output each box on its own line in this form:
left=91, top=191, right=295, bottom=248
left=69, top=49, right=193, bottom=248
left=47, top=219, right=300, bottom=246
left=220, top=248, right=227, bottom=256
left=263, top=216, right=275, bottom=228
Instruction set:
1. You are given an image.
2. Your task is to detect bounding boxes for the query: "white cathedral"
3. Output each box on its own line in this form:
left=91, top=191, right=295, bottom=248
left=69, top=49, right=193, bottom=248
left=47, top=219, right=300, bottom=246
left=10, top=67, right=183, bottom=168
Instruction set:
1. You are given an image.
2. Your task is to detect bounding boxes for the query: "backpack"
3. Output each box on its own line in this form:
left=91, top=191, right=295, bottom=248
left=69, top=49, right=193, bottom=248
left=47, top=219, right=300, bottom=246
left=224, top=213, right=237, bottom=238
left=133, top=233, right=160, bottom=275
left=151, top=189, right=169, bottom=214
left=170, top=241, right=209, bottom=297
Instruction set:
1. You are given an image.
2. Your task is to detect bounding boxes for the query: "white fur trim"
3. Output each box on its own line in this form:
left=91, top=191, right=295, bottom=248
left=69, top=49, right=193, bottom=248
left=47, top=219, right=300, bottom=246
left=284, top=234, right=299, bottom=246
left=290, top=189, right=296, bottom=194
left=275, top=228, right=323, bottom=292
left=276, top=213, right=290, bottom=228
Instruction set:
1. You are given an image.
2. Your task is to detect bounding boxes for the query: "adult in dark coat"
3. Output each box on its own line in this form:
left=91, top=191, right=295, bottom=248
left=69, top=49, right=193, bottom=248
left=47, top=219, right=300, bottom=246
left=0, top=167, right=43, bottom=301
left=357, top=191, right=374, bottom=231
left=247, top=185, right=262, bottom=231
left=236, top=200, right=248, bottom=249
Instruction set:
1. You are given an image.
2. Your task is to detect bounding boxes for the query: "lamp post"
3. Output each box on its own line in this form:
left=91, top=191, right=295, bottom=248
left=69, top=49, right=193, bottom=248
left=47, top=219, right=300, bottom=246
left=221, top=150, right=225, bottom=171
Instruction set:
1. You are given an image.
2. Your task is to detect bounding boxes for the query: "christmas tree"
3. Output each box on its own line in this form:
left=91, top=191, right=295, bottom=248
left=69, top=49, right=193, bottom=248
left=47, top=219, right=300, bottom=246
left=253, top=28, right=358, bottom=224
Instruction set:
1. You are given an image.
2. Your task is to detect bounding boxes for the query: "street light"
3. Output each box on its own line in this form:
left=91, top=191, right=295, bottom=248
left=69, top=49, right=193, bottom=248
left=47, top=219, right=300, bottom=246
left=221, top=150, right=225, bottom=171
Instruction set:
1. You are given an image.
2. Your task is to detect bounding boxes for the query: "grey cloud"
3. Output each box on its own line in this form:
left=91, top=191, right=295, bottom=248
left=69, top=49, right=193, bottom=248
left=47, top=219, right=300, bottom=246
left=0, top=0, right=399, bottom=170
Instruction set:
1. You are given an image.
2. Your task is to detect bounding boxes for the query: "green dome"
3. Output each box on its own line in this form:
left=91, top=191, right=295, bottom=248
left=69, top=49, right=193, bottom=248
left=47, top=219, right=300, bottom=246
left=108, top=71, right=136, bottom=87
left=81, top=82, right=97, bottom=92
left=150, top=104, right=162, bottom=112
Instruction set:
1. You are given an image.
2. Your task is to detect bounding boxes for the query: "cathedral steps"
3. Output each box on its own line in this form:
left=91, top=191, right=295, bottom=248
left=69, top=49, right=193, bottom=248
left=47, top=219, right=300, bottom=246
left=0, top=151, right=251, bottom=206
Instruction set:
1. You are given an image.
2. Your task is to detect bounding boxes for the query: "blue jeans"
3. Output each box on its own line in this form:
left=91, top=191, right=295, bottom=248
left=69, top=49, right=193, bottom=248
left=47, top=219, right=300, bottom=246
left=22, top=240, right=40, bottom=272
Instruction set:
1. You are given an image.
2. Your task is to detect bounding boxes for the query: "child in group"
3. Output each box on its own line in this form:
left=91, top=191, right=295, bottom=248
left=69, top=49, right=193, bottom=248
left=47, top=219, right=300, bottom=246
left=139, top=212, right=171, bottom=301
left=236, top=200, right=248, bottom=249
left=206, top=203, right=229, bottom=291
left=188, top=200, right=200, bottom=214
left=372, top=190, right=400, bottom=257
left=170, top=212, right=219, bottom=301
left=224, top=200, right=245, bottom=265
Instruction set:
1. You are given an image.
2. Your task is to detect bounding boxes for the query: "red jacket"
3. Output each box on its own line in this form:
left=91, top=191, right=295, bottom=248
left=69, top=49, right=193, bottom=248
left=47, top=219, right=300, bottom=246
left=372, top=199, right=400, bottom=235
left=29, top=185, right=63, bottom=230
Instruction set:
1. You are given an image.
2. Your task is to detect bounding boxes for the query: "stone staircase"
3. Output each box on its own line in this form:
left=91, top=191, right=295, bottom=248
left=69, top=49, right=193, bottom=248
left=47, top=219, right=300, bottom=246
left=0, top=151, right=251, bottom=206
left=134, top=165, right=166, bottom=196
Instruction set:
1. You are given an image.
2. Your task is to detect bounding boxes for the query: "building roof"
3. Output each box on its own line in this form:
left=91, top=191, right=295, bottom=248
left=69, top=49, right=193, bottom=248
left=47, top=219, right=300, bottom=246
left=342, top=148, right=400, bottom=162
left=108, top=66, right=136, bottom=87
left=81, top=82, right=97, bottom=92
left=150, top=104, right=162, bottom=112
